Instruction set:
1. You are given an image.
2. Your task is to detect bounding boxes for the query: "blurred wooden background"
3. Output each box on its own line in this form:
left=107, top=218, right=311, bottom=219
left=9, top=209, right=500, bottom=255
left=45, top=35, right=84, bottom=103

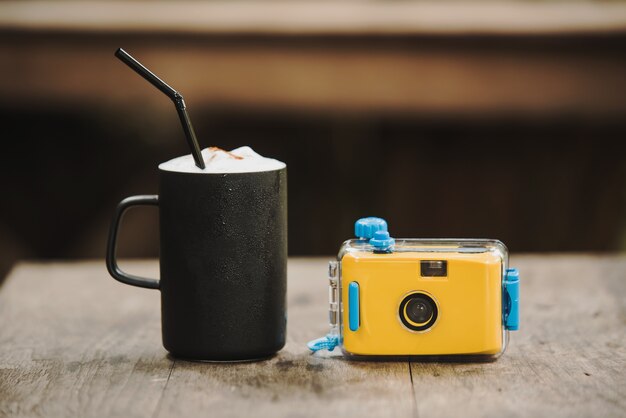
left=1, top=1, right=626, bottom=279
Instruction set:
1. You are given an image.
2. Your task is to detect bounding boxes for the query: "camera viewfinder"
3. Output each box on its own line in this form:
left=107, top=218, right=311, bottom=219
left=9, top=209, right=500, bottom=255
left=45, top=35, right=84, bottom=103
left=421, top=260, right=447, bottom=277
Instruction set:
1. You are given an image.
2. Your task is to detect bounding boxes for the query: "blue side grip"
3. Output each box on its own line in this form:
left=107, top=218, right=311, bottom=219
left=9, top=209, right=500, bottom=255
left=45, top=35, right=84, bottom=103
left=504, top=268, right=519, bottom=330
left=349, top=282, right=360, bottom=331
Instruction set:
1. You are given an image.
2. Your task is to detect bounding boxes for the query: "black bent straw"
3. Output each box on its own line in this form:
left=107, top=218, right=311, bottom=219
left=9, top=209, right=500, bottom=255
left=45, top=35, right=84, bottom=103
left=115, top=48, right=205, bottom=169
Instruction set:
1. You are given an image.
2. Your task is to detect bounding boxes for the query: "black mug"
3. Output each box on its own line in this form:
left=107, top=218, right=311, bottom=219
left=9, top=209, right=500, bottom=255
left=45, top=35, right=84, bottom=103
left=106, top=162, right=287, bottom=361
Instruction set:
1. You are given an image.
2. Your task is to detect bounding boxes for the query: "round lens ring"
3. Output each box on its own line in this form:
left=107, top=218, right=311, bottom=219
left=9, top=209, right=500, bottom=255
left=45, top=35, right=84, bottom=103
left=399, top=292, right=438, bottom=332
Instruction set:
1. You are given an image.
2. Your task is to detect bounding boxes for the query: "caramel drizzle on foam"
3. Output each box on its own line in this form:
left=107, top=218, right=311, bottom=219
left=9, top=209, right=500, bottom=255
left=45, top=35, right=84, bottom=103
left=207, top=147, right=244, bottom=160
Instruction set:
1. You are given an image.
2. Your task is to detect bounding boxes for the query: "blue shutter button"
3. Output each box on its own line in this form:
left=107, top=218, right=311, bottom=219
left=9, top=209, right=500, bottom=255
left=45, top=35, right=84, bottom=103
left=369, top=230, right=395, bottom=252
left=355, top=217, right=388, bottom=239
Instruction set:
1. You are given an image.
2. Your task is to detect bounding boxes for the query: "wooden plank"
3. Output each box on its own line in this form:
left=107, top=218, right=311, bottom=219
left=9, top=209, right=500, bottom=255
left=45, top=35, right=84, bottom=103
left=0, top=259, right=414, bottom=418
left=0, top=256, right=624, bottom=417
left=151, top=258, right=414, bottom=418
left=0, top=261, right=170, bottom=418
left=410, top=255, right=626, bottom=417
left=1, top=1, right=626, bottom=35
left=1, top=37, right=625, bottom=116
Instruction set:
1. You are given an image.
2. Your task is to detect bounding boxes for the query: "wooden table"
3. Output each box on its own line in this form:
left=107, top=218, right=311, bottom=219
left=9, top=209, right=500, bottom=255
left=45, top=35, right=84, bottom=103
left=0, top=256, right=624, bottom=417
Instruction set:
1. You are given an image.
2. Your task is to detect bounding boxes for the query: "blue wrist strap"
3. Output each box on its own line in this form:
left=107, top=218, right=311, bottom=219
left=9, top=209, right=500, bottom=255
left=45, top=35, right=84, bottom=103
left=307, top=334, right=339, bottom=352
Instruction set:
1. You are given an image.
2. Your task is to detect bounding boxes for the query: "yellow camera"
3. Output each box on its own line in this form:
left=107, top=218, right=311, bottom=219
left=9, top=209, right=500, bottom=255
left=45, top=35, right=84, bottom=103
left=308, top=217, right=519, bottom=359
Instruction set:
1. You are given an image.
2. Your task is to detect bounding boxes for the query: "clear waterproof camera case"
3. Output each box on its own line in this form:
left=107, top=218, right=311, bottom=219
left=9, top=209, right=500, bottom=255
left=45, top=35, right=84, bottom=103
left=308, top=217, right=519, bottom=360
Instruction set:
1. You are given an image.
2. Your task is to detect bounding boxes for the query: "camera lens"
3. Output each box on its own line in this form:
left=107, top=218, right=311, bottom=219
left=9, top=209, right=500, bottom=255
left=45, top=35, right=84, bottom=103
left=399, top=293, right=438, bottom=332
left=406, top=298, right=433, bottom=324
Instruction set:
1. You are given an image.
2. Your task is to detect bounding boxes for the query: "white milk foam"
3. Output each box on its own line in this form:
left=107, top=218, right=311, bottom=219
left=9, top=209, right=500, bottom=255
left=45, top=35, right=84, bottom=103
left=159, top=146, right=286, bottom=174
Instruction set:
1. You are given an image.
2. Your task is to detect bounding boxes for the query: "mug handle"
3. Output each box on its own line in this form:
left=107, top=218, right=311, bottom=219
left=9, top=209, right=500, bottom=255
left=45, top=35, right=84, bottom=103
left=106, top=195, right=160, bottom=289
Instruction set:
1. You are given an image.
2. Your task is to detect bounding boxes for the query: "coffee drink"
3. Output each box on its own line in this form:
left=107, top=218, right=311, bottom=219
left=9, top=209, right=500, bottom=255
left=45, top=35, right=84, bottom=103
left=159, top=146, right=285, bottom=174
left=106, top=146, right=287, bottom=361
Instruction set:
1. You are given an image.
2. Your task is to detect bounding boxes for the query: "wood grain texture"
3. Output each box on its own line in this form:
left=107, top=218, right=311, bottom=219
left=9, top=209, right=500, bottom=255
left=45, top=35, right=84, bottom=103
left=0, top=256, right=624, bottom=417
left=410, top=255, right=626, bottom=418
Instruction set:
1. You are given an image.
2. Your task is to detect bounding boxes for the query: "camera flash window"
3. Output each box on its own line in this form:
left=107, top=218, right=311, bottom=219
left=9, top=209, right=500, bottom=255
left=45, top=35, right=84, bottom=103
left=421, top=260, right=448, bottom=277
